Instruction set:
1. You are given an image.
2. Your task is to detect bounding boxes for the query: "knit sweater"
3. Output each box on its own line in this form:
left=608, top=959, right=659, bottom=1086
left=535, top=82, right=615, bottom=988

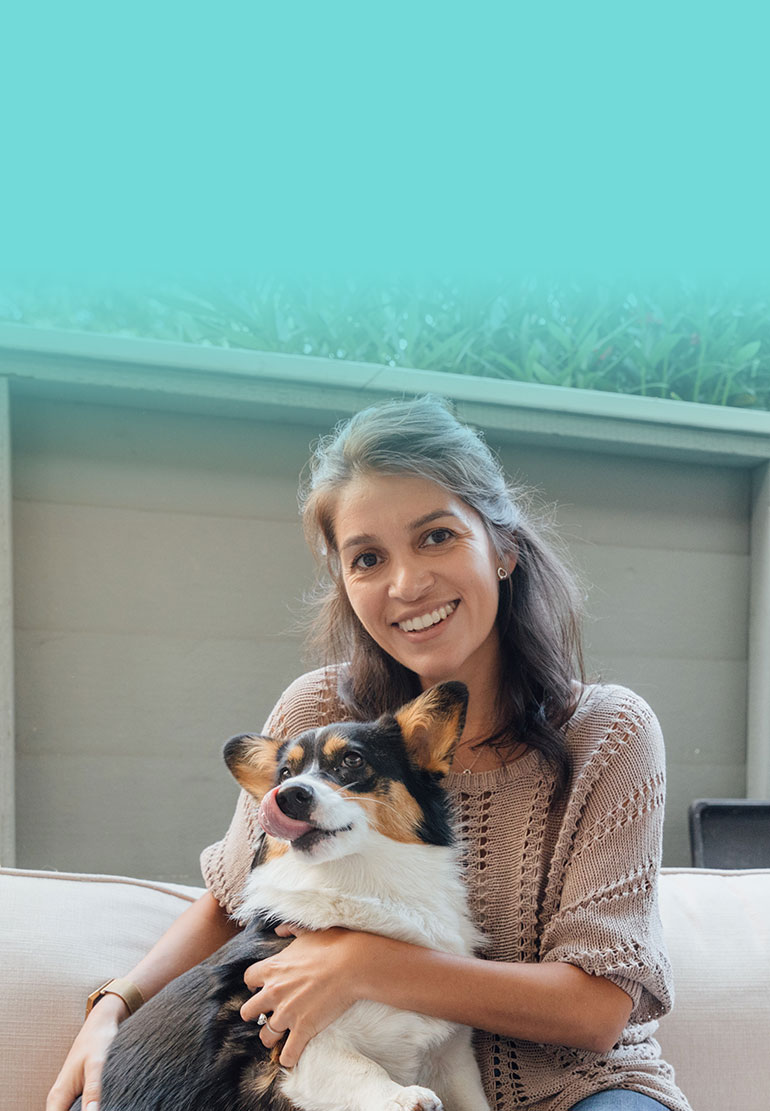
left=200, top=667, right=692, bottom=1111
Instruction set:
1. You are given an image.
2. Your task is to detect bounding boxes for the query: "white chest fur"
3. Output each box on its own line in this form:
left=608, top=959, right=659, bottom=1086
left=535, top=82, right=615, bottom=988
left=239, top=833, right=481, bottom=955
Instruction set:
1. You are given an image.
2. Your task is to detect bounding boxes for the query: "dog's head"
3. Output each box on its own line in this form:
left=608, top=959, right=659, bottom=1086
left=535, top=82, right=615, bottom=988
left=223, top=681, right=468, bottom=861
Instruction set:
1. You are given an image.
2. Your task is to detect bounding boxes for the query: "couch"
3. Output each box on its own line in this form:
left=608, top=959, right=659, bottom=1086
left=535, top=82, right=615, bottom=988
left=1, top=865, right=768, bottom=1110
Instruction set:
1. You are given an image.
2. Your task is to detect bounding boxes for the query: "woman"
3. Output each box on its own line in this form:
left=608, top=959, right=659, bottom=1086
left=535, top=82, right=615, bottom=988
left=48, top=395, right=691, bottom=1111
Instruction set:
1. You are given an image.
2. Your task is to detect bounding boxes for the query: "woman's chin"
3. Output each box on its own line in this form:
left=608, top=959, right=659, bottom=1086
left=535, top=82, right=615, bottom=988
left=406, top=654, right=465, bottom=690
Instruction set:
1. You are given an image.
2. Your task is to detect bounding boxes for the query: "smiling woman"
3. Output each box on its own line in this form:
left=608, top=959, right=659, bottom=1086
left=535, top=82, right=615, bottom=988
left=197, top=397, right=689, bottom=1109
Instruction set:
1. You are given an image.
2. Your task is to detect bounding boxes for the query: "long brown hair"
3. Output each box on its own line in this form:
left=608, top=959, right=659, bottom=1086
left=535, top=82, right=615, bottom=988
left=300, top=395, right=585, bottom=792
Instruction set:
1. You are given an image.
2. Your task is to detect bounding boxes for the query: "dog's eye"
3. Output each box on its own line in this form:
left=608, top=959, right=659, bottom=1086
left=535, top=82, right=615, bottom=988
left=342, top=752, right=364, bottom=769
left=278, top=767, right=293, bottom=782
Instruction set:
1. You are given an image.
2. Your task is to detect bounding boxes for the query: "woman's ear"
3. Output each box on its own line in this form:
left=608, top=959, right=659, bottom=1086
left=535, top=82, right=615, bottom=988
left=496, top=551, right=517, bottom=580
left=502, top=541, right=518, bottom=577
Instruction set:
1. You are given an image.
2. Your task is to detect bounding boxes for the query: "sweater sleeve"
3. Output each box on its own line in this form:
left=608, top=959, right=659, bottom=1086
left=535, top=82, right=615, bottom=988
left=538, top=686, right=673, bottom=1023
left=199, top=667, right=344, bottom=918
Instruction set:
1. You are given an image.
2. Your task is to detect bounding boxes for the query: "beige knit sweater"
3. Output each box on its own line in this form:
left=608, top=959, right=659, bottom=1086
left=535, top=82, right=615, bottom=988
left=201, top=668, right=692, bottom=1111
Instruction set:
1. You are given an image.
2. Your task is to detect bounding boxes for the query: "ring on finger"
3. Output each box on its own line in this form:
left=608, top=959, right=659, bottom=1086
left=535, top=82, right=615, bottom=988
left=257, top=1012, right=281, bottom=1035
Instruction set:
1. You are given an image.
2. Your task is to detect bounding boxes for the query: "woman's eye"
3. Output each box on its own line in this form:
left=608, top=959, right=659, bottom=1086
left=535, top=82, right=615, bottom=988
left=342, top=752, right=364, bottom=769
left=352, top=551, right=379, bottom=570
left=424, top=527, right=453, bottom=546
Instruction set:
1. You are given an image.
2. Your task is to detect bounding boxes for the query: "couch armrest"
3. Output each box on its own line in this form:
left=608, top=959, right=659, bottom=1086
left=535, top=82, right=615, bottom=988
left=0, top=867, right=204, bottom=1111
left=657, top=867, right=770, bottom=1111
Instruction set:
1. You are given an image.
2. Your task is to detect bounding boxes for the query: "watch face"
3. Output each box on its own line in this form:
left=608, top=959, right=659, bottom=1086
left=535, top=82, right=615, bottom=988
left=86, top=979, right=114, bottom=1016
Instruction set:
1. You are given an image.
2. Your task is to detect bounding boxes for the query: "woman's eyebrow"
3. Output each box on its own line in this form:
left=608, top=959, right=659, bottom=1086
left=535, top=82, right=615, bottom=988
left=339, top=510, right=460, bottom=553
left=340, top=532, right=377, bottom=554
left=409, top=508, right=460, bottom=531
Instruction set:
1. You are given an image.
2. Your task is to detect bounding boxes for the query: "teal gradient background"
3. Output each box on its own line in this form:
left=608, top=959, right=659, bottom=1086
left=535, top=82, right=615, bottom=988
left=2, top=0, right=768, bottom=285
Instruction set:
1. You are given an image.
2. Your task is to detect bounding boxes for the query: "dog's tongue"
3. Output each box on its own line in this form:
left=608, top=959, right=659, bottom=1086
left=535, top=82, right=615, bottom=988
left=258, top=788, right=314, bottom=842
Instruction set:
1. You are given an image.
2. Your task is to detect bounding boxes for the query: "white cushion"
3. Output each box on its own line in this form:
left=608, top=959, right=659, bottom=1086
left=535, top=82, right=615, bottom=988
left=2, top=865, right=769, bottom=1111
left=657, top=867, right=770, bottom=1111
left=0, top=867, right=203, bottom=1111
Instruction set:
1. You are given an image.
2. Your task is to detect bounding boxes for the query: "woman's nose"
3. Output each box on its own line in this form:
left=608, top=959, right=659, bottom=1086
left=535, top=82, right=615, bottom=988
left=388, top=558, right=434, bottom=601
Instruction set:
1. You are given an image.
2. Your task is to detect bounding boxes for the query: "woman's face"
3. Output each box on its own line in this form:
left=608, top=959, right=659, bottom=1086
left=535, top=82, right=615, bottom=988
left=333, top=472, right=513, bottom=695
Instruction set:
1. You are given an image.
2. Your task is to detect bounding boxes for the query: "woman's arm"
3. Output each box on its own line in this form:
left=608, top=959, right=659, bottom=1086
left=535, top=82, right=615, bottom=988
left=242, top=925, right=633, bottom=1068
left=359, top=933, right=634, bottom=1050
left=46, top=890, right=241, bottom=1111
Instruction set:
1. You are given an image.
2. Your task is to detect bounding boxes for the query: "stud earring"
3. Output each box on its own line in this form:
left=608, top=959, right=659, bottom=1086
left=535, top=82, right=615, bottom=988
left=497, top=567, right=508, bottom=581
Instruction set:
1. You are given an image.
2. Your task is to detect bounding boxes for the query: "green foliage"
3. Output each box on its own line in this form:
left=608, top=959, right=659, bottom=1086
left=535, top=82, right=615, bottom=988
left=1, top=276, right=769, bottom=410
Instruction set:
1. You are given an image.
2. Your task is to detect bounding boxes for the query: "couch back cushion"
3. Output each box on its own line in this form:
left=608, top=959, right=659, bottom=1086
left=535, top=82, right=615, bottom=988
left=0, top=867, right=203, bottom=1111
left=657, top=867, right=770, bottom=1111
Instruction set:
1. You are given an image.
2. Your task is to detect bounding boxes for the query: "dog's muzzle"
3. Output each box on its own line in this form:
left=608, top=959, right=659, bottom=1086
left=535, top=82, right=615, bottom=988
left=277, top=782, right=315, bottom=821
left=257, top=785, right=316, bottom=841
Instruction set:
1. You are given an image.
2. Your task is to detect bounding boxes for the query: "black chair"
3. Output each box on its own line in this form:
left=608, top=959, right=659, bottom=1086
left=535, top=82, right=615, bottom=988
left=688, top=798, right=770, bottom=869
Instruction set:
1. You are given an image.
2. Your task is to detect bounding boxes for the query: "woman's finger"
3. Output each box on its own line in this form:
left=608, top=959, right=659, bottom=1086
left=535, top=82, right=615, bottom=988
left=81, top=1055, right=105, bottom=1111
left=243, top=960, right=267, bottom=992
left=257, top=1011, right=287, bottom=1049
left=278, top=1025, right=310, bottom=1069
left=274, top=922, right=305, bottom=938
left=240, top=989, right=271, bottom=1023
left=45, top=1072, right=80, bottom=1111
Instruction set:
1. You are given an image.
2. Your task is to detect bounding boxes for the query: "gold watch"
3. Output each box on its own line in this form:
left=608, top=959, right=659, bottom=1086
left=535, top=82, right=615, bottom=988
left=85, top=977, right=145, bottom=1018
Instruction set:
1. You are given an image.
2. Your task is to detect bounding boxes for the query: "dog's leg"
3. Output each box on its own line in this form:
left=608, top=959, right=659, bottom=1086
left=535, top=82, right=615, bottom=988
left=419, top=1027, right=491, bottom=1111
left=279, top=1030, right=444, bottom=1111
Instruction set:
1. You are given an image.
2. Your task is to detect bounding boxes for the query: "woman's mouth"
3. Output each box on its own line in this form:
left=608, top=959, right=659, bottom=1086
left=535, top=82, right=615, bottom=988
left=396, top=600, right=458, bottom=633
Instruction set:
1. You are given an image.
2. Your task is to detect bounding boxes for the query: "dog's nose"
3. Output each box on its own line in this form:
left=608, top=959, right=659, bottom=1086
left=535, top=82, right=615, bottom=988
left=277, top=783, right=315, bottom=820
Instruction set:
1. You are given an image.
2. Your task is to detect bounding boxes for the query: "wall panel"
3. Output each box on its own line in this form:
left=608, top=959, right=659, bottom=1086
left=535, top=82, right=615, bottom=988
left=11, top=397, right=753, bottom=877
left=12, top=399, right=318, bottom=880
left=496, top=444, right=751, bottom=865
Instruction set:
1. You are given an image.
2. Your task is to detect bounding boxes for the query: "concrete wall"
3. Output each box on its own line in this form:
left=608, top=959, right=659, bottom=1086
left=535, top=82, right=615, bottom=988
left=10, top=394, right=751, bottom=880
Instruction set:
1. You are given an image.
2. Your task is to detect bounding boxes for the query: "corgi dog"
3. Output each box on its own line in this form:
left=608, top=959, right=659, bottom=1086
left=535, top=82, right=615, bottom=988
left=75, top=681, right=491, bottom=1111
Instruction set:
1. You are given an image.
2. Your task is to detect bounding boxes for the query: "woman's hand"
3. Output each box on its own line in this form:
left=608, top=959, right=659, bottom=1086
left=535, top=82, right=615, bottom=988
left=242, top=925, right=377, bottom=1067
left=46, top=993, right=128, bottom=1111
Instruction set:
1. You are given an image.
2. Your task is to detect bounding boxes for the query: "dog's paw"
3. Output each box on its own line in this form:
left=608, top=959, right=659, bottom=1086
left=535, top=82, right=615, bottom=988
left=383, top=1085, right=444, bottom=1111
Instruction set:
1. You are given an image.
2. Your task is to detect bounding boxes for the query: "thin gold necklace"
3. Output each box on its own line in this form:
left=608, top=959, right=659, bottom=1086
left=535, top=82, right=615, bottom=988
left=459, top=742, right=487, bottom=775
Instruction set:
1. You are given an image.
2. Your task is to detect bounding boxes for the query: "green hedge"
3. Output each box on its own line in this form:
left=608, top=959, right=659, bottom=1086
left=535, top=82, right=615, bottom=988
left=1, top=277, right=768, bottom=410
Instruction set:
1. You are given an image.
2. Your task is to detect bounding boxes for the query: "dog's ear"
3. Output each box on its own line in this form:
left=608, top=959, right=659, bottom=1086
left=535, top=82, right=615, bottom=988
left=223, top=734, right=283, bottom=800
left=394, top=682, right=468, bottom=777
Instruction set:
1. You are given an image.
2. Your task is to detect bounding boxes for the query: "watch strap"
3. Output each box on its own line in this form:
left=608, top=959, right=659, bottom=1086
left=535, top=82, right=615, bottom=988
left=85, top=977, right=145, bottom=1018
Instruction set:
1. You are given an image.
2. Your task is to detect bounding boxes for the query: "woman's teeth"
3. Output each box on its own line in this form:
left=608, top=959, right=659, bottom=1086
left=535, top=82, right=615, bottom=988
left=398, top=601, right=457, bottom=632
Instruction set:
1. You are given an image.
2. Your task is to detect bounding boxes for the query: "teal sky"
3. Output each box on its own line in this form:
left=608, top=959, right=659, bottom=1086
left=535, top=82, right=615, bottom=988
left=2, top=1, right=768, bottom=286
